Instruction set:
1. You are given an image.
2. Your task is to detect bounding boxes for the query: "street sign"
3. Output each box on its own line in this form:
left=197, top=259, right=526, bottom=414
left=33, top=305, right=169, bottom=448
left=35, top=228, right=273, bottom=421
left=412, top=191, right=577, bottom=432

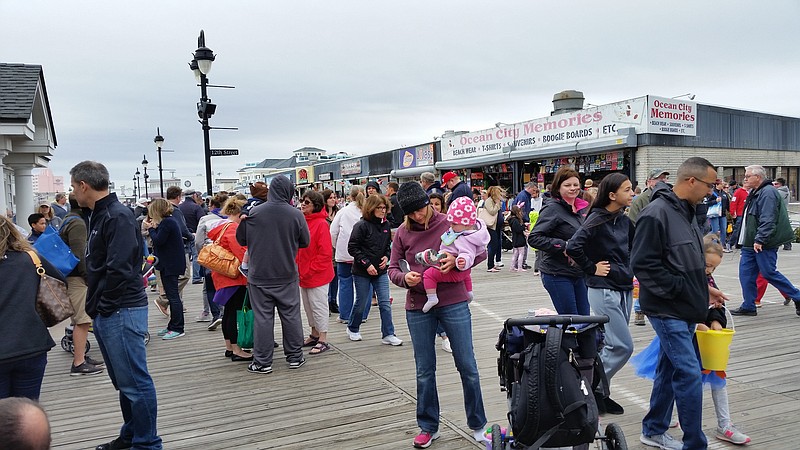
left=210, top=149, right=239, bottom=156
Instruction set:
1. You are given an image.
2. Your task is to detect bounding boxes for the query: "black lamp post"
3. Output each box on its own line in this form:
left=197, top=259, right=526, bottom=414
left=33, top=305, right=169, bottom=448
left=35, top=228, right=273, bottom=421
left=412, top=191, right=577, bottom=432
left=142, top=155, right=150, bottom=198
left=190, top=30, right=217, bottom=196
left=154, top=128, right=165, bottom=197
left=134, top=169, right=141, bottom=199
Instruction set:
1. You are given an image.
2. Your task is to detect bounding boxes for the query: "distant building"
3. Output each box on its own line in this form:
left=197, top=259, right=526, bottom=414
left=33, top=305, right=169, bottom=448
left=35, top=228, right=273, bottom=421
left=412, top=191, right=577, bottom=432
left=236, top=147, right=352, bottom=190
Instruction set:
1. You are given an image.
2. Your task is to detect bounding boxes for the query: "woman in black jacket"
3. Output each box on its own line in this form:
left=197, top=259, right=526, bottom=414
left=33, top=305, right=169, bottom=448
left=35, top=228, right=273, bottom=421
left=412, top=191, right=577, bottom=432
left=346, top=195, right=402, bottom=346
left=0, top=216, right=65, bottom=400
left=566, top=173, right=635, bottom=414
left=143, top=199, right=187, bottom=340
left=528, top=166, right=590, bottom=314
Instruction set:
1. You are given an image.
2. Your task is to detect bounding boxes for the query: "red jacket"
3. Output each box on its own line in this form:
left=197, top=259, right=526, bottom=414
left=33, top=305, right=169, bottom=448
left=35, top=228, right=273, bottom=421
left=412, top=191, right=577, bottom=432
left=207, top=220, right=247, bottom=289
left=295, top=209, right=334, bottom=288
left=729, top=187, right=749, bottom=218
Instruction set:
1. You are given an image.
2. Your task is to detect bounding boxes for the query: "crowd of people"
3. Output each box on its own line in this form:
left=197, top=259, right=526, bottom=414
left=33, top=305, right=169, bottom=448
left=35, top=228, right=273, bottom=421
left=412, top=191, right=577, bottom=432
left=2, top=157, right=800, bottom=449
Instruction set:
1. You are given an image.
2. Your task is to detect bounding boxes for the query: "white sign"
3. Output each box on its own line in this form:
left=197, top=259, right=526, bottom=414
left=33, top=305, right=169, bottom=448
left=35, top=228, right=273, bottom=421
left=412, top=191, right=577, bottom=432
left=440, top=97, right=648, bottom=161
left=646, top=95, right=697, bottom=136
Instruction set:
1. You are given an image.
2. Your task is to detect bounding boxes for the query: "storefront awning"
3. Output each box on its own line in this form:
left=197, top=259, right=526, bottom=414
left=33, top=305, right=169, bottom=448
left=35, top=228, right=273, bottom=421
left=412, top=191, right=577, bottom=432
left=434, top=129, right=637, bottom=170
left=390, top=166, right=436, bottom=178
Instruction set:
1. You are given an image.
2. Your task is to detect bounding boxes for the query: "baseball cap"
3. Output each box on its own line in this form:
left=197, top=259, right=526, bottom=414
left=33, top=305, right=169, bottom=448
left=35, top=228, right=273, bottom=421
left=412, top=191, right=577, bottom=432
left=441, top=171, right=458, bottom=185
left=648, top=169, right=669, bottom=180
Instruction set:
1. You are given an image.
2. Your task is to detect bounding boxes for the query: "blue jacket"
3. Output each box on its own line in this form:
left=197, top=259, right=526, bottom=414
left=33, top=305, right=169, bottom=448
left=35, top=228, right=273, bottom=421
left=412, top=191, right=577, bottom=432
left=148, top=216, right=187, bottom=277
left=447, top=181, right=472, bottom=208
left=741, top=179, right=794, bottom=248
left=85, top=193, right=148, bottom=318
left=514, top=189, right=533, bottom=222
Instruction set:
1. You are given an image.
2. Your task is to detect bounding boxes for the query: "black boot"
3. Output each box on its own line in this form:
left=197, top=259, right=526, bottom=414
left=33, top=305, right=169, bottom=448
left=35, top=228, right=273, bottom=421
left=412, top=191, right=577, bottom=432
left=603, top=396, right=625, bottom=415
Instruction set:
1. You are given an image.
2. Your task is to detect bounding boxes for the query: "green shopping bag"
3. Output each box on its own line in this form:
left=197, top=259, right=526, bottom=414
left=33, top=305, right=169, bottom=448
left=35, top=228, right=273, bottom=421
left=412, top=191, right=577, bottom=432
left=237, top=291, right=254, bottom=349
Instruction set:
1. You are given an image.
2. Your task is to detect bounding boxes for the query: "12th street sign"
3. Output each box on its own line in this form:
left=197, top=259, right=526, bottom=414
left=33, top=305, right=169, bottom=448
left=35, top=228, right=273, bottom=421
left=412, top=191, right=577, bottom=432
left=210, top=149, right=239, bottom=156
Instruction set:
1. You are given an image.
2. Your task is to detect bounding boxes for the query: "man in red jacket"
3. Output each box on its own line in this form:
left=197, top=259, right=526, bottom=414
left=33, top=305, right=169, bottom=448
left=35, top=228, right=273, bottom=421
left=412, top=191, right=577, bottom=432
left=728, top=180, right=748, bottom=251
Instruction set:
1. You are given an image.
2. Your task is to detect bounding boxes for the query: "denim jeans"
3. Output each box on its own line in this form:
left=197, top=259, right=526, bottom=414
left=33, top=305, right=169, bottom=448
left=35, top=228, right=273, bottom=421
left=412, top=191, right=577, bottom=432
left=642, top=316, right=706, bottom=449
left=93, top=306, right=162, bottom=449
left=406, top=302, right=487, bottom=433
left=0, top=353, right=47, bottom=400
left=587, top=288, right=633, bottom=381
left=487, top=227, right=500, bottom=270
left=708, top=215, right=727, bottom=248
left=204, top=271, right=221, bottom=320
left=189, top=245, right=202, bottom=282
left=161, top=273, right=184, bottom=333
left=328, top=263, right=338, bottom=305
left=351, top=273, right=394, bottom=338
left=739, top=248, right=800, bottom=311
left=541, top=273, right=590, bottom=315
left=337, top=262, right=370, bottom=322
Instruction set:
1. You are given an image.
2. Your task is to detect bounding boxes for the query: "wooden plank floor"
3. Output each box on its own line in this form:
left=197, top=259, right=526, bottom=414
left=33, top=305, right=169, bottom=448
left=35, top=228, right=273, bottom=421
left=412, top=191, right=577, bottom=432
left=41, top=248, right=800, bottom=449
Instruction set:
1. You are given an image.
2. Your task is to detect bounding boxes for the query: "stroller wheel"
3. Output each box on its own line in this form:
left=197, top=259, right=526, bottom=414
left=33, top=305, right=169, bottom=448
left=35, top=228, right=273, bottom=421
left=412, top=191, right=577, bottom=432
left=604, top=423, right=627, bottom=450
left=490, top=424, right=503, bottom=449
left=144, top=331, right=151, bottom=346
left=60, top=335, right=71, bottom=353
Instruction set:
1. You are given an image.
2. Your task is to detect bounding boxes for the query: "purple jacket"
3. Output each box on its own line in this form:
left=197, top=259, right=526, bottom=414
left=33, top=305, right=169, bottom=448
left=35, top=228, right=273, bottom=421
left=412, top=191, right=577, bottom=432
left=389, top=210, right=486, bottom=311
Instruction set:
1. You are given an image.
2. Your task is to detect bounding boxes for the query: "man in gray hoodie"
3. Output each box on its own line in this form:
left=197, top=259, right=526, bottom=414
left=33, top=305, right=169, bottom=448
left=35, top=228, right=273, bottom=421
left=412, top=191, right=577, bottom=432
left=236, top=175, right=310, bottom=374
left=774, top=177, right=792, bottom=250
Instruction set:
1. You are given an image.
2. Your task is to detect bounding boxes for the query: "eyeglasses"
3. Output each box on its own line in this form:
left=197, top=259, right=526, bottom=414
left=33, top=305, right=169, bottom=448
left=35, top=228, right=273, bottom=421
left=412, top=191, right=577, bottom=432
left=693, top=177, right=717, bottom=189
left=375, top=206, right=387, bottom=210
left=743, top=174, right=754, bottom=179
left=302, top=199, right=312, bottom=205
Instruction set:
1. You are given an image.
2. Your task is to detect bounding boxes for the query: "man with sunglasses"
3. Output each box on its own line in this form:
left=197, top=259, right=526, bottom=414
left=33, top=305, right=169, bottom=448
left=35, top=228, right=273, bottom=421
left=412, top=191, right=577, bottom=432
left=731, top=165, right=800, bottom=317
left=632, top=157, right=724, bottom=450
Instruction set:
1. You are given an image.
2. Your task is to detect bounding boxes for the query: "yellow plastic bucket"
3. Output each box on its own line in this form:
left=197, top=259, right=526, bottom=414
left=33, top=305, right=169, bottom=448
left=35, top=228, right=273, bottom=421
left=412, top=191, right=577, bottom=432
left=695, top=329, right=735, bottom=371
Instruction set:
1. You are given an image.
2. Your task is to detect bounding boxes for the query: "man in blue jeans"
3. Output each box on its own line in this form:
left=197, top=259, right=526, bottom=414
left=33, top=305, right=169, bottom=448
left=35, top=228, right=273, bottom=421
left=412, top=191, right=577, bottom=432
left=71, top=161, right=162, bottom=450
left=632, top=157, right=725, bottom=450
left=731, top=165, right=800, bottom=317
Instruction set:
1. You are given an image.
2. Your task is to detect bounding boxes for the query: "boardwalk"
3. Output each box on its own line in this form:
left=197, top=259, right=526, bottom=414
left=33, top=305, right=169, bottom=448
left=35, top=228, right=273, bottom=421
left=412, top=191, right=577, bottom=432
left=42, top=249, right=800, bottom=449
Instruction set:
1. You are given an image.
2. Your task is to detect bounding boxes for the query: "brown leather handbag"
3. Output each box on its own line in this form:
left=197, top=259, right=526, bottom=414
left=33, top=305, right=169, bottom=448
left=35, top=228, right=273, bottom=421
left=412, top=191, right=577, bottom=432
left=27, top=250, right=74, bottom=327
left=197, top=222, right=241, bottom=278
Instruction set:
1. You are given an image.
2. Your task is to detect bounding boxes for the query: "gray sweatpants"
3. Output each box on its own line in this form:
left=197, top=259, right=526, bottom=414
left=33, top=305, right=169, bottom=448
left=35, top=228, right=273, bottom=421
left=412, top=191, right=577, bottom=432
left=248, top=281, right=304, bottom=367
left=587, top=288, right=634, bottom=382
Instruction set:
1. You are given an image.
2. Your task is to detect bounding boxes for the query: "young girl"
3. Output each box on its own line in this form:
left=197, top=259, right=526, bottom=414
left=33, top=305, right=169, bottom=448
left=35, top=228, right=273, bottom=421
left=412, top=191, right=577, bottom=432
left=420, top=196, right=490, bottom=312
left=507, top=205, right=527, bottom=272
left=631, top=234, right=751, bottom=445
left=566, top=173, right=634, bottom=415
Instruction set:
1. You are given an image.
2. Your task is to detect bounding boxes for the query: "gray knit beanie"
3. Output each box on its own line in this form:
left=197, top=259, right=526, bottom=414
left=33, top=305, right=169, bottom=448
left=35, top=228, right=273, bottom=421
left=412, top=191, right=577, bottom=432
left=397, top=182, right=430, bottom=215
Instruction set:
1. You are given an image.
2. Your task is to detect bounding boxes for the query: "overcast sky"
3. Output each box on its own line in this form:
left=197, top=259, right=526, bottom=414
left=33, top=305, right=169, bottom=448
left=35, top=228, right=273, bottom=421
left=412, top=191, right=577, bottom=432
left=3, top=0, right=799, bottom=192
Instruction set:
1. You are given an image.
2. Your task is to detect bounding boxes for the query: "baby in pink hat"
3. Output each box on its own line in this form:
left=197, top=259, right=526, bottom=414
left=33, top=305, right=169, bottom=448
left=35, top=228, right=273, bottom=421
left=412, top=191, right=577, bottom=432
left=420, top=196, right=491, bottom=312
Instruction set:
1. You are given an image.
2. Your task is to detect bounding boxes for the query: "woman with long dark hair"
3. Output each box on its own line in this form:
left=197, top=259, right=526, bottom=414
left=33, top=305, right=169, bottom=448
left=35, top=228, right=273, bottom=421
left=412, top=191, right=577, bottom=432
left=566, top=172, right=635, bottom=414
left=528, top=166, right=590, bottom=314
left=322, top=189, right=340, bottom=314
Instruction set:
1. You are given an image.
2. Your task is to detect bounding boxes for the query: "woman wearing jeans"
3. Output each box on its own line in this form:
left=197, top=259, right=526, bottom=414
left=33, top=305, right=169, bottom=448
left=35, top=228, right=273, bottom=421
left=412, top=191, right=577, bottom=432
left=144, top=199, right=187, bottom=340
left=330, top=186, right=371, bottom=324
left=388, top=181, right=488, bottom=449
left=346, top=194, right=401, bottom=345
left=528, top=166, right=590, bottom=315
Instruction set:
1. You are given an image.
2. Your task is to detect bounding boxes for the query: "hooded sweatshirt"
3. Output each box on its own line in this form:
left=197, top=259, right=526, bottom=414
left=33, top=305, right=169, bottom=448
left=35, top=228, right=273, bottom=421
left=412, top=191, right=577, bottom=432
left=330, top=202, right=362, bottom=263
left=388, top=210, right=487, bottom=311
left=296, top=209, right=334, bottom=288
left=236, top=175, right=310, bottom=285
left=631, top=182, right=708, bottom=323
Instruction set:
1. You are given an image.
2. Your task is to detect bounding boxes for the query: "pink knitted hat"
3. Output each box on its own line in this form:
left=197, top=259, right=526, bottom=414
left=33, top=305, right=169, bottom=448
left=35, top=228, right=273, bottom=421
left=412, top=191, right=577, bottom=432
left=447, top=196, right=477, bottom=226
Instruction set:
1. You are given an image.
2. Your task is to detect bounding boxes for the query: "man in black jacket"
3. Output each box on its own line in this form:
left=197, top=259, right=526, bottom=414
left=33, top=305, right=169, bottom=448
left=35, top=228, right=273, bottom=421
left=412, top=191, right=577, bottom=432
left=386, top=182, right=404, bottom=228
left=632, top=157, right=724, bottom=450
left=70, top=161, right=162, bottom=450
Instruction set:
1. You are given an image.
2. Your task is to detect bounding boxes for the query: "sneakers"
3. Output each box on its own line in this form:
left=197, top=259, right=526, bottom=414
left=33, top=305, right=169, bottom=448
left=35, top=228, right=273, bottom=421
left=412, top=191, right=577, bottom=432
left=487, top=267, right=500, bottom=273
left=413, top=431, right=440, bottom=448
left=70, top=361, right=104, bottom=376
left=730, top=307, right=757, bottom=316
left=238, top=265, right=249, bottom=277
left=533, top=271, right=540, bottom=276
left=522, top=264, right=531, bottom=270
left=247, top=362, right=273, bottom=374
left=207, top=317, right=222, bottom=331
left=716, top=424, right=751, bottom=445
left=441, top=338, right=452, bottom=353
left=156, top=328, right=169, bottom=337
left=634, top=312, right=646, bottom=326
left=755, top=300, right=762, bottom=308
left=784, top=297, right=793, bottom=306
left=495, top=262, right=504, bottom=267
left=288, top=358, right=306, bottom=369
left=162, top=331, right=185, bottom=340
left=472, top=428, right=489, bottom=443
left=381, top=335, right=403, bottom=346
left=347, top=329, right=362, bottom=341
left=94, top=437, right=132, bottom=450
left=640, top=432, right=683, bottom=450
left=195, top=312, right=211, bottom=322
left=415, top=249, right=444, bottom=267
left=153, top=298, right=169, bottom=317
left=85, top=354, right=105, bottom=367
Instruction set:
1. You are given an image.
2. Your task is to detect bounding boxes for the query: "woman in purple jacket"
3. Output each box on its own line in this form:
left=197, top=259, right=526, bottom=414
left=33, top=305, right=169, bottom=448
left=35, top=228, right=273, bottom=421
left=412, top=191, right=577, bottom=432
left=388, top=182, right=488, bottom=449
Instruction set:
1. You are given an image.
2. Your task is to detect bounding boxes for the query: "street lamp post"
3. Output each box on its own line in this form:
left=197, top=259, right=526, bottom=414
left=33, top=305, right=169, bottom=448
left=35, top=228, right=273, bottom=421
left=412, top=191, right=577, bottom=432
left=142, top=155, right=150, bottom=198
left=190, top=30, right=217, bottom=196
left=134, top=169, right=141, bottom=199
left=154, top=128, right=165, bottom=198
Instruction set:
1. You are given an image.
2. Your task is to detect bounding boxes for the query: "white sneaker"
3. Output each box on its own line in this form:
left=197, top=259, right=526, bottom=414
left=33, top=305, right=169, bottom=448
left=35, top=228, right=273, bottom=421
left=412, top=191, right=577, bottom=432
left=495, top=262, right=504, bottom=267
left=441, top=339, right=452, bottom=353
left=381, top=335, right=403, bottom=346
left=472, top=428, right=489, bottom=443
left=347, top=330, right=362, bottom=341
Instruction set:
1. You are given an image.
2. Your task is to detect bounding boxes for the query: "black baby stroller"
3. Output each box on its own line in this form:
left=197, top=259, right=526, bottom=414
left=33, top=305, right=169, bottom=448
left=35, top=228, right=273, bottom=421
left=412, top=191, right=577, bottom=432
left=489, top=314, right=627, bottom=450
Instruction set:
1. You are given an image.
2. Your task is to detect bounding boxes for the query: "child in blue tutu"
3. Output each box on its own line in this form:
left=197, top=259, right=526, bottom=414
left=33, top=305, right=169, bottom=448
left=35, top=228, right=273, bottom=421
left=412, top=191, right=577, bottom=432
left=631, top=234, right=750, bottom=445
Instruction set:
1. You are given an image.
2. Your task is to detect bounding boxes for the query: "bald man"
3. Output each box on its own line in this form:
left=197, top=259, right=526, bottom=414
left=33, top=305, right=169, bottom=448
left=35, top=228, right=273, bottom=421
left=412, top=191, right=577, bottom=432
left=0, top=397, right=51, bottom=450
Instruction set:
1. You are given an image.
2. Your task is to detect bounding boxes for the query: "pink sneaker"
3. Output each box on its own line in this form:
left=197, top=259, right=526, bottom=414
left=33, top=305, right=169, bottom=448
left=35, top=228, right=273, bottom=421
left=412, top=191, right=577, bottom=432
left=413, top=431, right=440, bottom=448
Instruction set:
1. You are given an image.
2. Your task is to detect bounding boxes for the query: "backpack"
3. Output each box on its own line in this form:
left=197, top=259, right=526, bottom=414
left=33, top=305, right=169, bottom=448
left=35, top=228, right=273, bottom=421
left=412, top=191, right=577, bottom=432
left=508, top=324, right=599, bottom=448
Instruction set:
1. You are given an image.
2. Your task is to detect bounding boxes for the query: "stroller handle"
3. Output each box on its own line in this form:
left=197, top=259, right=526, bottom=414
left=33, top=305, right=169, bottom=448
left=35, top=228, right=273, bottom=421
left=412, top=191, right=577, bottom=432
left=505, top=314, right=609, bottom=329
